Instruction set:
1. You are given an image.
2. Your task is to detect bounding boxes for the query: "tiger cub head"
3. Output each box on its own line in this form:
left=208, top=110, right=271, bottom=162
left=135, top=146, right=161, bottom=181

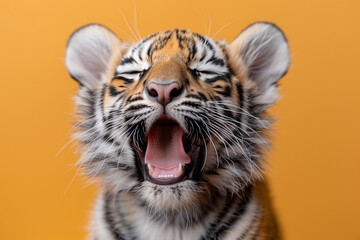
left=65, top=23, right=289, bottom=216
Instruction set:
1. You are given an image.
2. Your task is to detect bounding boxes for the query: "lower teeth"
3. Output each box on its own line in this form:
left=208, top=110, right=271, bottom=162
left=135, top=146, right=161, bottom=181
left=147, top=164, right=185, bottom=178
left=159, top=174, right=173, bottom=178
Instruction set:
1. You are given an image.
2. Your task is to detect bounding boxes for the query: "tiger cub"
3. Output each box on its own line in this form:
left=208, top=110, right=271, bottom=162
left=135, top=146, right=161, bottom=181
left=65, top=22, right=290, bottom=240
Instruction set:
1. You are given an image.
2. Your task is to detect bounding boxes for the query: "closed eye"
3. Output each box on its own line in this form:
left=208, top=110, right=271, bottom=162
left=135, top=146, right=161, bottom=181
left=197, top=70, right=219, bottom=75
left=120, top=70, right=144, bottom=75
left=115, top=69, right=148, bottom=80
left=191, top=69, right=222, bottom=80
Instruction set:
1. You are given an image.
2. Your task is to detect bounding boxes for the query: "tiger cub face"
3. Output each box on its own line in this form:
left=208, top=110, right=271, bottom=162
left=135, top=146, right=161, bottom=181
left=66, top=23, right=289, bottom=215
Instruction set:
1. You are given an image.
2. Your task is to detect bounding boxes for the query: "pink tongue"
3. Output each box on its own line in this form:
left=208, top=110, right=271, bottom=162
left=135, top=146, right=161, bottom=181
left=145, top=124, right=190, bottom=171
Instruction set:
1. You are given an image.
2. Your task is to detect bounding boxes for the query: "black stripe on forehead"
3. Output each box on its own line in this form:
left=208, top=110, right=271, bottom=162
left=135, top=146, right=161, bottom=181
left=120, top=57, right=136, bottom=65
left=175, top=29, right=191, bottom=49
left=174, top=29, right=197, bottom=63
left=138, top=48, right=142, bottom=61
left=191, top=38, right=197, bottom=58
left=145, top=30, right=197, bottom=60
left=193, top=33, right=227, bottom=66
left=146, top=31, right=173, bottom=57
left=187, top=42, right=197, bottom=64
left=206, top=56, right=225, bottom=66
left=194, top=33, right=214, bottom=51
left=131, top=32, right=159, bottom=54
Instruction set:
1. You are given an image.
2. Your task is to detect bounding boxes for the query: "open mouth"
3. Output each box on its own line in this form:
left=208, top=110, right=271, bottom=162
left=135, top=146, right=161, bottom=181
left=134, top=115, right=205, bottom=185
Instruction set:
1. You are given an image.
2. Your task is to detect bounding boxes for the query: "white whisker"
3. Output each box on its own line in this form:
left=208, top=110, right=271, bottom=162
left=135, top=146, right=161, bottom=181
left=133, top=2, right=142, bottom=40
left=118, top=8, right=139, bottom=42
left=206, top=11, right=212, bottom=37
left=210, top=22, right=232, bottom=40
left=109, top=23, right=135, bottom=42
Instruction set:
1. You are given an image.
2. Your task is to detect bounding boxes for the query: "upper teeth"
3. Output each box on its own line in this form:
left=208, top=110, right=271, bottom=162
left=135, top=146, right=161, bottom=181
left=148, top=164, right=154, bottom=175
left=178, top=163, right=183, bottom=175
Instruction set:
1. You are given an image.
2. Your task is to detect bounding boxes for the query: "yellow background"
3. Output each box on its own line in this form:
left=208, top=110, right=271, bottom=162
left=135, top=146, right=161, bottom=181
left=1, top=0, right=359, bottom=239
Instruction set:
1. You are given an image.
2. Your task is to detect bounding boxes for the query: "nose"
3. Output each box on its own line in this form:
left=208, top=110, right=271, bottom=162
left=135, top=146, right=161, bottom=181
left=146, top=82, right=183, bottom=106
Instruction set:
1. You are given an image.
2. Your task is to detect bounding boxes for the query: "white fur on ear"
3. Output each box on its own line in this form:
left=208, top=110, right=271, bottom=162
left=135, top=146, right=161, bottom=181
left=231, top=22, right=290, bottom=93
left=65, top=24, right=121, bottom=88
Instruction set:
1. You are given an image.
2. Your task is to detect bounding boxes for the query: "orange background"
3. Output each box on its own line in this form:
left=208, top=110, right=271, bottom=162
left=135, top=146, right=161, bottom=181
left=1, top=0, right=359, bottom=239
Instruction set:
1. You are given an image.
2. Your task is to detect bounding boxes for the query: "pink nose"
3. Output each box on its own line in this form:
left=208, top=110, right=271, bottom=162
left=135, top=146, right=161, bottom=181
left=146, top=82, right=182, bottom=106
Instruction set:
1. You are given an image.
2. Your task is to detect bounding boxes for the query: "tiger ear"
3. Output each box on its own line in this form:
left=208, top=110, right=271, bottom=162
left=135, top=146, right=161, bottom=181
left=65, top=24, right=122, bottom=88
left=230, top=22, right=290, bottom=95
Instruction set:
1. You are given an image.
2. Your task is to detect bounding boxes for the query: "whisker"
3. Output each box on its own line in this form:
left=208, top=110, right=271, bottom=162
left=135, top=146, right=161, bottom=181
left=200, top=134, right=208, bottom=171
left=200, top=105, right=269, bottom=146
left=57, top=121, right=99, bottom=157
left=193, top=6, right=207, bottom=35
left=109, top=23, right=135, bottom=42
left=56, top=114, right=95, bottom=157
left=133, top=2, right=142, bottom=40
left=208, top=100, right=270, bottom=129
left=118, top=8, right=139, bottom=42
left=64, top=161, right=83, bottom=194
left=210, top=22, right=232, bottom=40
left=206, top=11, right=212, bottom=37
left=194, top=120, right=219, bottom=168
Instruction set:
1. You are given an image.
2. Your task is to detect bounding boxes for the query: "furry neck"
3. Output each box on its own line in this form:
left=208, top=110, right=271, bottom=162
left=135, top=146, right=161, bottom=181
left=99, top=184, right=253, bottom=239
